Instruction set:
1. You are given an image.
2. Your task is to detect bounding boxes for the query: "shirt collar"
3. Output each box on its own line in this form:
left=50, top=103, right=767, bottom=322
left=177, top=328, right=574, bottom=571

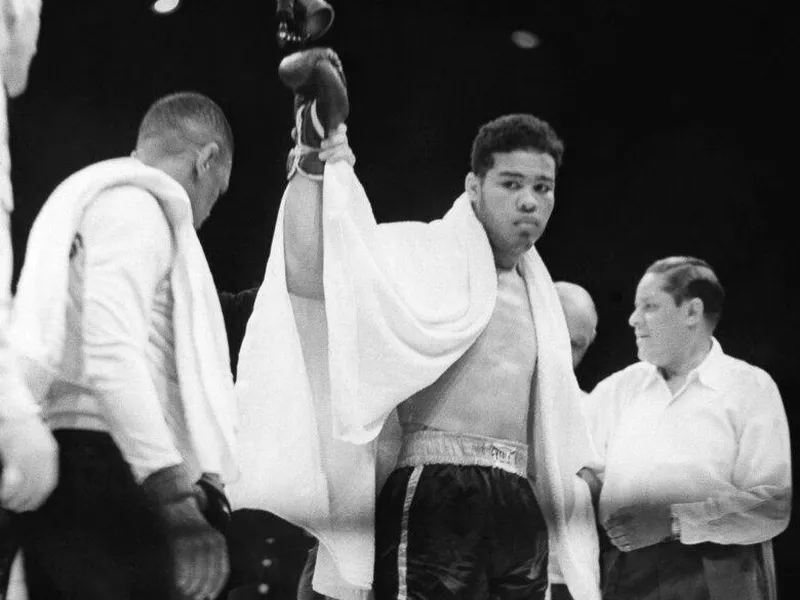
left=691, top=337, right=725, bottom=391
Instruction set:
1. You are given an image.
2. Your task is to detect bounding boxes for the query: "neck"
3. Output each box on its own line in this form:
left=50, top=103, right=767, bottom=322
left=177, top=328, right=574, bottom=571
left=493, top=248, right=523, bottom=271
left=659, top=335, right=713, bottom=381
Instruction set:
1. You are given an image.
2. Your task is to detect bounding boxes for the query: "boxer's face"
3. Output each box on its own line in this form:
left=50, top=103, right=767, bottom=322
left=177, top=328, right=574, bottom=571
left=467, top=150, right=556, bottom=269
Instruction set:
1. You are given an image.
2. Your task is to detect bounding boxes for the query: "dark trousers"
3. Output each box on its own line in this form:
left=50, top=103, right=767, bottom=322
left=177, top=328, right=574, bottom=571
left=16, top=429, right=175, bottom=600
left=0, top=506, right=15, bottom=600
left=603, top=540, right=770, bottom=600
left=296, top=543, right=327, bottom=600
left=374, top=464, right=549, bottom=600
left=549, top=583, right=574, bottom=600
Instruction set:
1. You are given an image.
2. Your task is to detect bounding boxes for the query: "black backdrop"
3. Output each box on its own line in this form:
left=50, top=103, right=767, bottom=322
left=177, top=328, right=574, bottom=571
left=7, top=0, right=797, bottom=593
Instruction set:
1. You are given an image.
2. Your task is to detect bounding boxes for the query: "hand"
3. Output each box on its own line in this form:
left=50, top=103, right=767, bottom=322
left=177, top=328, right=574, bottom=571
left=603, top=504, right=673, bottom=552
left=161, top=496, right=230, bottom=600
left=319, top=124, right=355, bottom=167
left=143, top=465, right=230, bottom=600
left=0, top=416, right=59, bottom=511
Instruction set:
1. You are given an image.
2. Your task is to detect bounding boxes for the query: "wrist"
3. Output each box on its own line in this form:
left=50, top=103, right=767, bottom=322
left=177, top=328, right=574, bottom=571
left=142, top=463, right=197, bottom=506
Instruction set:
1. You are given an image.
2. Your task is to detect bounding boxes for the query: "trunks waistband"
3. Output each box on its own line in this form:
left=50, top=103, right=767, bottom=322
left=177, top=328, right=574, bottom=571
left=396, top=429, right=529, bottom=478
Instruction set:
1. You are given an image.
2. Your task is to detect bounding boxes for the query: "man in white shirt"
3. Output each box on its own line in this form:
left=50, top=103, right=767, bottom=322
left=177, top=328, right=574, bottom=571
left=13, top=92, right=236, bottom=600
left=588, top=256, right=791, bottom=600
left=549, top=281, right=598, bottom=600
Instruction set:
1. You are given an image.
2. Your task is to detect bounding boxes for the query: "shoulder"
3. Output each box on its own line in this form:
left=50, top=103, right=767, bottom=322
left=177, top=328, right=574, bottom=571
left=82, top=185, right=172, bottom=240
left=714, top=351, right=781, bottom=399
left=80, top=185, right=174, bottom=264
left=593, top=362, right=653, bottom=395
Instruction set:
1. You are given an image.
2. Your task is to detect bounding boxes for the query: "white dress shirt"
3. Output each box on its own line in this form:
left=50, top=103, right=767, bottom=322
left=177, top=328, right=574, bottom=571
left=588, top=339, right=791, bottom=546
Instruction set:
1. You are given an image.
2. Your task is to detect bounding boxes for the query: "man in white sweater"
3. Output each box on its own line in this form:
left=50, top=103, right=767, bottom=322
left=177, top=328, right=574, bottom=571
left=13, top=92, right=236, bottom=600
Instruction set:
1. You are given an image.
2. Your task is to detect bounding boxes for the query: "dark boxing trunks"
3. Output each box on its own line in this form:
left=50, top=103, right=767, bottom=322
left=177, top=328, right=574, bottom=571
left=374, top=430, right=549, bottom=600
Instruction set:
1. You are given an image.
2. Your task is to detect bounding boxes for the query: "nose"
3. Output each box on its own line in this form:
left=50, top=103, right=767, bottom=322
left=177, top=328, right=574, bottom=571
left=628, top=307, right=641, bottom=328
left=517, top=187, right=538, bottom=212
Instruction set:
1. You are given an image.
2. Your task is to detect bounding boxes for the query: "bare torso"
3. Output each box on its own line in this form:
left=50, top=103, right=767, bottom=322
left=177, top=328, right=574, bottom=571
left=397, top=266, right=538, bottom=443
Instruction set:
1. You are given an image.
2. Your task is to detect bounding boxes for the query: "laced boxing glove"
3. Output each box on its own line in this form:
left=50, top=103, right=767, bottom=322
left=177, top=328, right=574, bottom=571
left=278, top=47, right=349, bottom=179
left=142, top=464, right=229, bottom=600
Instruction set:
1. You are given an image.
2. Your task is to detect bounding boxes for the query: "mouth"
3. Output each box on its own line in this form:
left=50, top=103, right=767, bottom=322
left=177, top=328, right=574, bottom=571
left=515, top=218, right=540, bottom=228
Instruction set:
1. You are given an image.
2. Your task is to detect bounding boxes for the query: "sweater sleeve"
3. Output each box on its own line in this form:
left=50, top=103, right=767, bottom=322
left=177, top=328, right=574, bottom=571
left=79, top=186, right=184, bottom=481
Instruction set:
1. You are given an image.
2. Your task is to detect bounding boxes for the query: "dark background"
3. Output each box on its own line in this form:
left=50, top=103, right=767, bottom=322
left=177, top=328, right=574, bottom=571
left=7, top=0, right=797, bottom=594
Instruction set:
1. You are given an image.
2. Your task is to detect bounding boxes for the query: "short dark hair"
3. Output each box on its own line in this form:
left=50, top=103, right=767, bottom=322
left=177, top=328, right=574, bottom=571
left=470, top=113, right=564, bottom=178
left=646, top=256, right=725, bottom=330
left=137, top=91, right=234, bottom=163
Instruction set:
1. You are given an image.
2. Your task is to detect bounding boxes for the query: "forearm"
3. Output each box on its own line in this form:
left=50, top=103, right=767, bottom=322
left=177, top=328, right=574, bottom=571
left=284, top=174, right=325, bottom=299
left=674, top=376, right=793, bottom=545
left=87, top=344, right=184, bottom=481
left=80, top=187, right=183, bottom=481
left=672, top=486, right=791, bottom=545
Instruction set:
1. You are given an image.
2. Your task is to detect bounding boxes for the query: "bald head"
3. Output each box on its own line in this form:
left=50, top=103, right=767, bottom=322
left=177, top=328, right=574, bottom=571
left=136, top=91, right=234, bottom=162
left=134, top=92, right=234, bottom=229
left=555, top=281, right=598, bottom=368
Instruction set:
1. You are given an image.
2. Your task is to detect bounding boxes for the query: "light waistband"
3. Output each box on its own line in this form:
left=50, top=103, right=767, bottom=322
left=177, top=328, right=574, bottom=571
left=397, top=429, right=529, bottom=478
left=45, top=390, right=110, bottom=433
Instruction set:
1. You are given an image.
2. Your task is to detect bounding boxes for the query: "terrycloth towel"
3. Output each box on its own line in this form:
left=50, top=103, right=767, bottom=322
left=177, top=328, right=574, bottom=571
left=231, top=160, right=600, bottom=600
left=9, top=157, right=239, bottom=482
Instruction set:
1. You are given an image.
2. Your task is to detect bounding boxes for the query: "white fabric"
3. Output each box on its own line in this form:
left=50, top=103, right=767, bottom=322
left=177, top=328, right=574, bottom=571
left=9, top=157, right=239, bottom=482
left=549, top=389, right=594, bottom=587
left=1, top=0, right=42, bottom=421
left=6, top=551, right=27, bottom=600
left=231, top=161, right=600, bottom=600
left=588, top=338, right=791, bottom=545
left=41, top=186, right=195, bottom=480
left=1, top=0, right=42, bottom=214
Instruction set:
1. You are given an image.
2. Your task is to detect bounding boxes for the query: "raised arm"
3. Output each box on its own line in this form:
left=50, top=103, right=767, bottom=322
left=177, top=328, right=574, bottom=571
left=278, top=48, right=350, bottom=299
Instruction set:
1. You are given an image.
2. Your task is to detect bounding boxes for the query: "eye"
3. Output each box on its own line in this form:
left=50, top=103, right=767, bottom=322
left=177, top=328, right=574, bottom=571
left=534, top=183, right=554, bottom=194
left=502, top=180, right=523, bottom=191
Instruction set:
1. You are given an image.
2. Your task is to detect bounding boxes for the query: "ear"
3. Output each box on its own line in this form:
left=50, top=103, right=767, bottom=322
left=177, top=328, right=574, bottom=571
left=194, top=142, right=221, bottom=176
left=465, top=172, right=480, bottom=204
left=684, top=297, right=705, bottom=326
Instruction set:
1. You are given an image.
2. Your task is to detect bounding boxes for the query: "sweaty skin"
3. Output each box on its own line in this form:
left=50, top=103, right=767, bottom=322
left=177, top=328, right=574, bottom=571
left=398, top=265, right=537, bottom=443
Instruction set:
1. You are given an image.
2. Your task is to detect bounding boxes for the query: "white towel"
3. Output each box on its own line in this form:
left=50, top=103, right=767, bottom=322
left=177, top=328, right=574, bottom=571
left=9, top=157, right=239, bottom=482
left=231, top=161, right=600, bottom=600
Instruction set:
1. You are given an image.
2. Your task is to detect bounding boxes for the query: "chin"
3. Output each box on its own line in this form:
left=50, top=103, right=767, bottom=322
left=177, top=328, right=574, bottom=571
left=637, top=347, right=652, bottom=363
